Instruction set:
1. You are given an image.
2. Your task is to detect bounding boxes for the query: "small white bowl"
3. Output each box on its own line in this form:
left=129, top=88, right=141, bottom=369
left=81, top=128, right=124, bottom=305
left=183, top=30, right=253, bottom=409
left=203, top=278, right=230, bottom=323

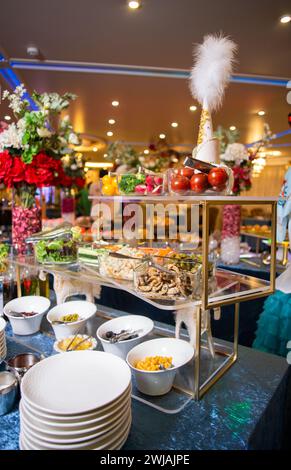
left=97, top=315, right=154, bottom=360
left=126, top=337, right=194, bottom=396
left=53, top=335, right=97, bottom=353
left=4, top=296, right=50, bottom=336
left=47, top=301, right=97, bottom=340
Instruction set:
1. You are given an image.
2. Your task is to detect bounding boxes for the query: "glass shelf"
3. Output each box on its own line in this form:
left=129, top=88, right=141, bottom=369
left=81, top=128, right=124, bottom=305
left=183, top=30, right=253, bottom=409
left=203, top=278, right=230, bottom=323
left=10, top=256, right=270, bottom=311
left=90, top=195, right=278, bottom=203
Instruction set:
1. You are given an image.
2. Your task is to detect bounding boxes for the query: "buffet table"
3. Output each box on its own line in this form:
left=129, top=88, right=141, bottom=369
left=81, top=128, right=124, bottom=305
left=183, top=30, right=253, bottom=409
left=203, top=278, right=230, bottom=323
left=1, top=306, right=290, bottom=451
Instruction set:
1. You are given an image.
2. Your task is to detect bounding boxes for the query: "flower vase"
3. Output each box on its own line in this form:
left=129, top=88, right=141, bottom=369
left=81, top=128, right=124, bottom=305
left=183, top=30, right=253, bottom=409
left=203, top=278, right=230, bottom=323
left=12, top=185, right=42, bottom=255
left=221, top=205, right=241, bottom=265
left=61, top=188, right=75, bottom=224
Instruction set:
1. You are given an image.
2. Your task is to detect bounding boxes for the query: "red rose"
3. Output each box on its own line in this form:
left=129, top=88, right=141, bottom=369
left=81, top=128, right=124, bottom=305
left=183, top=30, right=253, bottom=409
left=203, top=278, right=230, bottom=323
left=74, top=177, right=85, bottom=188
left=0, top=151, right=13, bottom=184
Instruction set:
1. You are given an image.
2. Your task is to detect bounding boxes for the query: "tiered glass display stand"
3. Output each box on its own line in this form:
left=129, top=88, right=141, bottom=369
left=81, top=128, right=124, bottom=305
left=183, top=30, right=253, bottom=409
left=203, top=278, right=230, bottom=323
left=11, top=195, right=277, bottom=414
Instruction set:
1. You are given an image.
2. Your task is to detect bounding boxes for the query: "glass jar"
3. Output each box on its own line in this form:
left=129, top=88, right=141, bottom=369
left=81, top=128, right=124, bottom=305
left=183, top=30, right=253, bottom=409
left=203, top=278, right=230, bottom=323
left=220, top=205, right=241, bottom=265
left=12, top=185, right=42, bottom=255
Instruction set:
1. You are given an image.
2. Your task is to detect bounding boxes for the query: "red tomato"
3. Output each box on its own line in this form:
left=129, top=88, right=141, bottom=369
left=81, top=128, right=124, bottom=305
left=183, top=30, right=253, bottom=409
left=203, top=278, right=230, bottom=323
left=208, top=168, right=228, bottom=189
left=171, top=175, right=190, bottom=193
left=190, top=173, right=209, bottom=193
left=176, top=167, right=194, bottom=178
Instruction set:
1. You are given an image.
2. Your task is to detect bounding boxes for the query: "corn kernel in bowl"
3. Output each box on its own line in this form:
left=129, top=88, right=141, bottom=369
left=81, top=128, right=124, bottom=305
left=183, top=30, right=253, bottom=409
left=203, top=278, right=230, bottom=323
left=135, top=356, right=173, bottom=371
left=58, top=335, right=93, bottom=351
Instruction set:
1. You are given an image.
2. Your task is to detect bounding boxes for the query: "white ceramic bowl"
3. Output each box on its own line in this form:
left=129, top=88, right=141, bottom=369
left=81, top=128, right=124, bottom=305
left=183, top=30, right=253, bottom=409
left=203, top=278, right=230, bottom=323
left=4, top=296, right=50, bottom=336
left=53, top=335, right=97, bottom=353
left=126, top=337, right=194, bottom=396
left=97, top=315, right=154, bottom=360
left=47, top=301, right=97, bottom=340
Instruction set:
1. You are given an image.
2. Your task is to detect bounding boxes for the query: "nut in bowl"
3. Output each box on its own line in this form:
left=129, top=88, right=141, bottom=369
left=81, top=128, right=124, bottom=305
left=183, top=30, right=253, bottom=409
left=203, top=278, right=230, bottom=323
left=54, top=335, right=97, bottom=353
left=47, top=301, right=97, bottom=340
left=126, top=338, right=194, bottom=396
left=3, top=296, right=51, bottom=336
left=97, top=315, right=154, bottom=360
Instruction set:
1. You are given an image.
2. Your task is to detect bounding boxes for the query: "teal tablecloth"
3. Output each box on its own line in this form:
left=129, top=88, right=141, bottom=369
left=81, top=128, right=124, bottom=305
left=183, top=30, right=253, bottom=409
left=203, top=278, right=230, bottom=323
left=1, top=316, right=291, bottom=450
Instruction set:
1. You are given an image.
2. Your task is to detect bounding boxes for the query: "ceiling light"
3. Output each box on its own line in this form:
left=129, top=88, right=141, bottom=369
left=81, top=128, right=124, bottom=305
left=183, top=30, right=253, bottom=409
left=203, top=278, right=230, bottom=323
left=128, top=1, right=141, bottom=9
left=189, top=105, right=197, bottom=112
left=257, top=110, right=265, bottom=116
left=93, top=147, right=98, bottom=152
left=159, top=133, right=166, bottom=139
left=229, top=126, right=236, bottom=131
left=144, top=149, right=149, bottom=154
left=280, top=15, right=291, bottom=23
left=108, top=119, right=115, bottom=125
left=112, top=101, right=119, bottom=107
left=4, top=115, right=11, bottom=121
left=171, top=122, right=178, bottom=128
left=107, top=131, right=113, bottom=137
left=85, top=162, right=113, bottom=169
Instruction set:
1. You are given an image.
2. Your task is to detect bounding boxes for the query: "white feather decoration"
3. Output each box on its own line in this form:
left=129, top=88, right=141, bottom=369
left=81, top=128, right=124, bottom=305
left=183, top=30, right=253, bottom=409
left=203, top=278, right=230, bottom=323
left=190, top=34, right=237, bottom=112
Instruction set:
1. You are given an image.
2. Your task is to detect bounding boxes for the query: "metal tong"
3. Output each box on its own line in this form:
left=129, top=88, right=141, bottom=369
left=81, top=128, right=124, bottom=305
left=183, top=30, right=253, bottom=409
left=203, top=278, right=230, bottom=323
left=109, top=329, right=143, bottom=343
left=25, top=222, right=73, bottom=244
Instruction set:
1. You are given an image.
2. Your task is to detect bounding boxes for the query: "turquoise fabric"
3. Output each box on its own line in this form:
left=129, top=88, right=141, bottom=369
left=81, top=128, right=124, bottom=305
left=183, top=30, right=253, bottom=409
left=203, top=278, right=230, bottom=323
left=253, top=290, right=291, bottom=357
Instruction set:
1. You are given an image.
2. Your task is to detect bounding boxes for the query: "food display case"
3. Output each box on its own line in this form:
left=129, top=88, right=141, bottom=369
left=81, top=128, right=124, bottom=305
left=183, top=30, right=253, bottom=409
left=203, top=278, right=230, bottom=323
left=9, top=195, right=277, bottom=413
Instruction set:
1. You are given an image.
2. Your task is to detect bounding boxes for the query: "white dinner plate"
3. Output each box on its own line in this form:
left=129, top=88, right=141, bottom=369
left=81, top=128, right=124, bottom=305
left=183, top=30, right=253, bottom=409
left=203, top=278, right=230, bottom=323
left=20, top=407, right=131, bottom=444
left=20, top=395, right=131, bottom=432
left=21, top=415, right=131, bottom=450
left=20, top=384, right=131, bottom=423
left=20, top=420, right=130, bottom=451
left=20, top=401, right=131, bottom=441
left=21, top=350, right=131, bottom=415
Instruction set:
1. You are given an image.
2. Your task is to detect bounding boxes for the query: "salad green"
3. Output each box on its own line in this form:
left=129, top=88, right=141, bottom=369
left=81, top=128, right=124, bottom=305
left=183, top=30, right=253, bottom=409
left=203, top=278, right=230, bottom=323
left=0, top=244, right=9, bottom=261
left=119, top=173, right=146, bottom=194
left=36, top=239, right=77, bottom=263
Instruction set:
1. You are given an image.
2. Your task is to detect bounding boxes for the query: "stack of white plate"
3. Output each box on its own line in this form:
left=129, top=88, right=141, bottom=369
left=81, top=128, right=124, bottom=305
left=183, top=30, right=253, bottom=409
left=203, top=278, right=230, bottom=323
left=0, top=318, right=7, bottom=363
left=19, top=350, right=132, bottom=450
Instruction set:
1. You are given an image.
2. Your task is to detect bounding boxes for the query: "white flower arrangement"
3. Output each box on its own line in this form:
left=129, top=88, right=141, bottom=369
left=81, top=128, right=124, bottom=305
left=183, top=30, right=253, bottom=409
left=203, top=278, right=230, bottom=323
left=221, top=143, right=249, bottom=164
left=0, top=123, right=23, bottom=150
left=0, top=84, right=79, bottom=163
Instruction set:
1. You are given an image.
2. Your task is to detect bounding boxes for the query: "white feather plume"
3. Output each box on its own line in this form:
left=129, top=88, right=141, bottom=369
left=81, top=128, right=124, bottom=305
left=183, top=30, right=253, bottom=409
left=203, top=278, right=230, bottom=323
left=190, top=34, right=237, bottom=112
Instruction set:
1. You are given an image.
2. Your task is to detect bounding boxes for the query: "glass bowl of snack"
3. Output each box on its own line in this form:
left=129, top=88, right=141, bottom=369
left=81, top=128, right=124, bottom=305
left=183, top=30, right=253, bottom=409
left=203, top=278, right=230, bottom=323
left=98, top=245, right=145, bottom=281
left=34, top=226, right=81, bottom=265
left=126, top=338, right=194, bottom=396
left=117, top=171, right=165, bottom=196
left=100, top=173, right=119, bottom=196
left=53, top=334, right=97, bottom=353
left=168, top=161, right=233, bottom=196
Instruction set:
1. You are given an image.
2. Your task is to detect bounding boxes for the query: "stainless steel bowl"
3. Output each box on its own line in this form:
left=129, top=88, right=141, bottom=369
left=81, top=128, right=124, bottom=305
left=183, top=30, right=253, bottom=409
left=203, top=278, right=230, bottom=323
left=0, top=371, right=18, bottom=415
left=6, top=353, right=44, bottom=381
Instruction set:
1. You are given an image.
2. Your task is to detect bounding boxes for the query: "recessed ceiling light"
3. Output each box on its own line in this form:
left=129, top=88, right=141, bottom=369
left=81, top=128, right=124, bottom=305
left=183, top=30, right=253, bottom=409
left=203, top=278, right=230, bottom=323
left=4, top=115, right=11, bottom=121
left=229, top=126, right=236, bottom=131
left=108, top=119, right=115, bottom=125
left=280, top=15, right=291, bottom=23
left=159, top=133, right=166, bottom=139
left=112, top=101, right=119, bottom=107
left=107, top=131, right=113, bottom=137
left=171, top=122, right=178, bottom=128
left=258, top=110, right=266, bottom=116
left=93, top=147, right=98, bottom=152
left=189, top=105, right=197, bottom=112
left=144, top=149, right=149, bottom=154
left=104, top=153, right=108, bottom=158
left=128, top=1, right=141, bottom=9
